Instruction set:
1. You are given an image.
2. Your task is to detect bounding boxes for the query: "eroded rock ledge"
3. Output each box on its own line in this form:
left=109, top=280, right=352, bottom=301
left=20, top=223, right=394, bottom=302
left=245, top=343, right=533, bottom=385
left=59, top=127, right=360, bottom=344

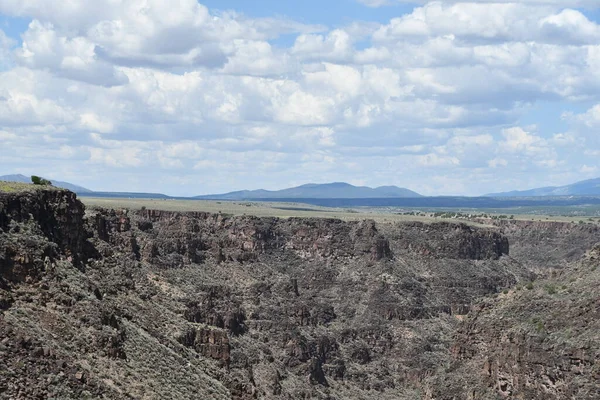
left=90, top=208, right=509, bottom=269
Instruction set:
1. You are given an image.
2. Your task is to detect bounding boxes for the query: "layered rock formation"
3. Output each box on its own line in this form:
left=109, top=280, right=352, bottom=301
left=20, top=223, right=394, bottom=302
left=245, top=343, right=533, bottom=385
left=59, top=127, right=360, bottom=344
left=0, top=188, right=598, bottom=399
left=449, top=245, right=600, bottom=399
left=0, top=189, right=90, bottom=283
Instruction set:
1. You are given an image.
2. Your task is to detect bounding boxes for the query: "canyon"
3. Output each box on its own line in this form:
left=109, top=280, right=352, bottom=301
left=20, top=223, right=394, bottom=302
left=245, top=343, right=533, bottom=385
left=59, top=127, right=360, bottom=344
left=0, top=188, right=598, bottom=399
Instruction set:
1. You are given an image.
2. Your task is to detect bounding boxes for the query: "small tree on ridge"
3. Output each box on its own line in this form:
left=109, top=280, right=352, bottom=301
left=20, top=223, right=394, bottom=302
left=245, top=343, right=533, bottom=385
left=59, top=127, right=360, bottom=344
left=31, top=175, right=52, bottom=186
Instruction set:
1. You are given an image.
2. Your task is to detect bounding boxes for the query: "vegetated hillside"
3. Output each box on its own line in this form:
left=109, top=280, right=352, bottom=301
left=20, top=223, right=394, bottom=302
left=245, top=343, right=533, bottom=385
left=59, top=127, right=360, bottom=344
left=0, top=174, right=93, bottom=194
left=195, top=182, right=423, bottom=200
left=0, top=188, right=598, bottom=399
left=486, top=177, right=600, bottom=197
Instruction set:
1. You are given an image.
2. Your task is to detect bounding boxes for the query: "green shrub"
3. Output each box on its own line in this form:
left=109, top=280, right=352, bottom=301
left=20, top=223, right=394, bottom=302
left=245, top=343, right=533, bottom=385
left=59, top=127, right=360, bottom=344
left=544, top=284, right=557, bottom=295
left=31, top=175, right=52, bottom=186
left=526, top=282, right=534, bottom=290
left=531, top=317, right=545, bottom=333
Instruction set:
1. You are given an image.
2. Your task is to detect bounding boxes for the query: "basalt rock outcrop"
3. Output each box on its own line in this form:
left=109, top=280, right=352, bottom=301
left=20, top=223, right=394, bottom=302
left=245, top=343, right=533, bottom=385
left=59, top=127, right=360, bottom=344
left=90, top=209, right=393, bottom=267
left=477, top=218, right=600, bottom=270
left=448, top=245, right=600, bottom=400
left=1, top=188, right=598, bottom=399
left=178, top=327, right=231, bottom=366
left=381, top=221, right=509, bottom=260
left=0, top=189, right=90, bottom=283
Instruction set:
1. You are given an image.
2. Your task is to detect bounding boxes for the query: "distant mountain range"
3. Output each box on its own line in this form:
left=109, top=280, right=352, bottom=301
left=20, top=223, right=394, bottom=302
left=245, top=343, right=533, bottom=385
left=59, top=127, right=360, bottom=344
left=486, top=177, right=600, bottom=197
left=3, top=173, right=600, bottom=202
left=0, top=174, right=93, bottom=193
left=195, top=182, right=423, bottom=200
left=0, top=176, right=421, bottom=200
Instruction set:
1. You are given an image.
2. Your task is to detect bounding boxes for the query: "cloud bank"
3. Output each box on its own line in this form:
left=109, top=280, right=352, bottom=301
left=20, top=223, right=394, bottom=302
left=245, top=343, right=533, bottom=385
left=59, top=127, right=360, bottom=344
left=0, top=0, right=599, bottom=195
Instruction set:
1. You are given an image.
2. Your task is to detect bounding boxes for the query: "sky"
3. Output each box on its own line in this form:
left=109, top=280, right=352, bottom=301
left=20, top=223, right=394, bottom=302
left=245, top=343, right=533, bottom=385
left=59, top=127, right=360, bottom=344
left=1, top=1, right=600, bottom=196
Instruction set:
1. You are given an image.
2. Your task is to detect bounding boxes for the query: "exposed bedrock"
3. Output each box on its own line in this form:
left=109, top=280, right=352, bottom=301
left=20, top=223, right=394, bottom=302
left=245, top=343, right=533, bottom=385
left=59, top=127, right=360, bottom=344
left=89, top=209, right=509, bottom=266
left=3, top=189, right=597, bottom=399
left=0, top=189, right=91, bottom=283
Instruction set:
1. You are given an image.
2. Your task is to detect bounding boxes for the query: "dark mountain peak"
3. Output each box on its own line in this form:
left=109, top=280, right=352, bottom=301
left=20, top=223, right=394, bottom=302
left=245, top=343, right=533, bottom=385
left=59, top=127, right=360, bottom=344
left=0, top=174, right=29, bottom=182
left=297, top=182, right=354, bottom=189
left=196, top=182, right=422, bottom=200
left=325, top=182, right=356, bottom=187
left=375, top=185, right=402, bottom=190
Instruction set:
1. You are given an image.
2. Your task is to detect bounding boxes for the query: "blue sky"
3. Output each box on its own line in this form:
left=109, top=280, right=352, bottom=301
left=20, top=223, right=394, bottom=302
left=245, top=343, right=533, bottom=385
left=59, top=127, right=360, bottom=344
left=1, top=0, right=600, bottom=196
left=202, top=0, right=416, bottom=25
left=0, top=15, right=28, bottom=39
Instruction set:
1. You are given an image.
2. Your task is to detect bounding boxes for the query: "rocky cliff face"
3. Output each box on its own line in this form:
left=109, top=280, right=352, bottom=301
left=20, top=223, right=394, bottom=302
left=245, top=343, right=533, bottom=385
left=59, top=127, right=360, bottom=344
left=0, top=189, right=90, bottom=284
left=381, top=221, right=509, bottom=261
left=450, top=245, right=600, bottom=399
left=89, top=209, right=394, bottom=273
left=0, top=189, right=597, bottom=399
left=477, top=218, right=600, bottom=271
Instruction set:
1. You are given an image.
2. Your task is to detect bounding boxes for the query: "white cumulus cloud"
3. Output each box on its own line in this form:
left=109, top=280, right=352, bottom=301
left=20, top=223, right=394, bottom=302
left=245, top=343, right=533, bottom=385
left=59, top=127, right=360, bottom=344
left=0, top=0, right=598, bottom=195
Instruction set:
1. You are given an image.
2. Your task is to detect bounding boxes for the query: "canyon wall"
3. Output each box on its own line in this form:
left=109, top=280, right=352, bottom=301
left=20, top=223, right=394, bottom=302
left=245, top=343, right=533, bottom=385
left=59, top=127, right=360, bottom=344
left=1, top=188, right=598, bottom=399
